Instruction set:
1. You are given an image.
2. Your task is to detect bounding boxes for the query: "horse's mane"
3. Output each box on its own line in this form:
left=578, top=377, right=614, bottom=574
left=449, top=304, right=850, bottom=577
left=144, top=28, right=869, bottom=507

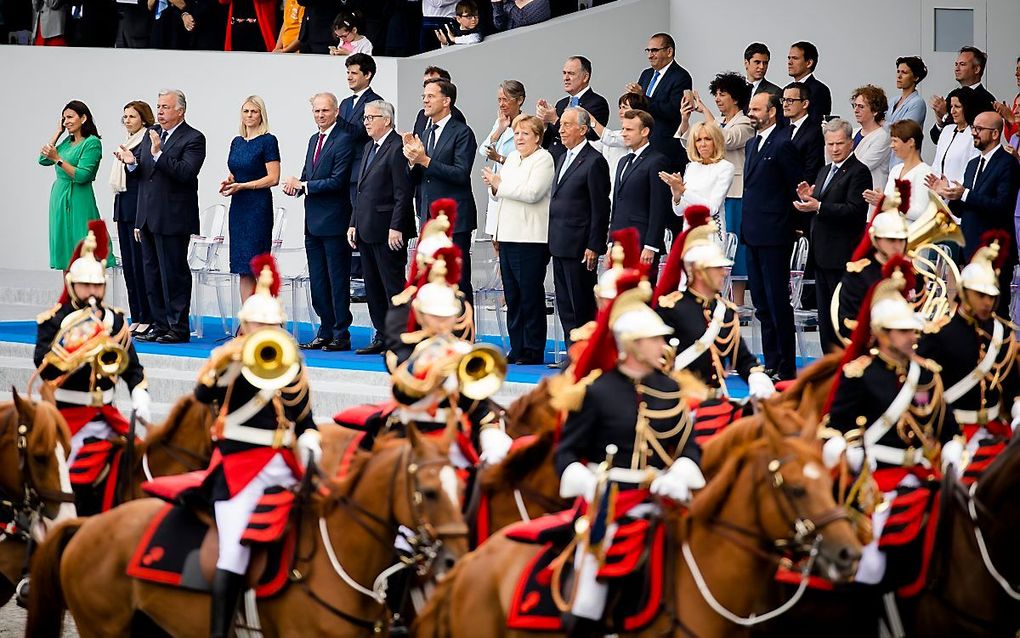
left=504, top=376, right=560, bottom=438
left=479, top=429, right=555, bottom=491
left=141, top=394, right=208, bottom=450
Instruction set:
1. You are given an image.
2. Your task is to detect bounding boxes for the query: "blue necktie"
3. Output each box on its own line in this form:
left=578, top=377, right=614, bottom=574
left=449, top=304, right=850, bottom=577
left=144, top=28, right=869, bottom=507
left=568, top=95, right=580, bottom=108
left=155, top=0, right=167, bottom=19
left=821, top=163, right=838, bottom=194
left=363, top=143, right=379, bottom=177
left=425, top=124, right=437, bottom=156
left=646, top=70, right=661, bottom=96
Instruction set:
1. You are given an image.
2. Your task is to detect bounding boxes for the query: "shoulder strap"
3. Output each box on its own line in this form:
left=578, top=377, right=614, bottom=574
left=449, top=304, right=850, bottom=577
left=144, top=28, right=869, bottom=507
left=943, top=319, right=1003, bottom=403
left=674, top=299, right=727, bottom=372
left=864, top=361, right=921, bottom=448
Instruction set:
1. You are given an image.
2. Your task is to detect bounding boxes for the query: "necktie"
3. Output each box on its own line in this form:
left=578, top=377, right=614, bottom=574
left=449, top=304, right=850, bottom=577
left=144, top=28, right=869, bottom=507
left=973, top=157, right=986, bottom=186
left=619, top=153, right=636, bottom=181
left=747, top=135, right=762, bottom=165
left=363, top=142, right=379, bottom=176
left=159, top=130, right=168, bottom=147
left=821, top=163, right=838, bottom=194
left=646, top=69, right=661, bottom=97
left=155, top=0, right=166, bottom=19
left=426, top=123, right=437, bottom=156
left=568, top=95, right=580, bottom=108
left=312, top=132, right=325, bottom=166
left=558, top=150, right=575, bottom=182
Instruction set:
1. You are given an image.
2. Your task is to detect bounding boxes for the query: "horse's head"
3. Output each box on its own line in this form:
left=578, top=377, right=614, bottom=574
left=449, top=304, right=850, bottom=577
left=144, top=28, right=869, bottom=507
left=972, top=432, right=1020, bottom=558
left=690, top=402, right=861, bottom=583
left=142, top=394, right=214, bottom=462
left=504, top=376, right=562, bottom=439
left=0, top=389, right=77, bottom=542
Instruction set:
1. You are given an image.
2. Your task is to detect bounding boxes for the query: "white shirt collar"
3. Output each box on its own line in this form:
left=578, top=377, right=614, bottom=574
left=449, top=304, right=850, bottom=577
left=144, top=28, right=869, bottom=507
left=351, top=89, right=367, bottom=102
left=161, top=121, right=184, bottom=138
left=794, top=72, right=814, bottom=83
left=568, top=85, right=591, bottom=100
left=980, top=145, right=999, bottom=162
left=374, top=128, right=394, bottom=145
left=751, top=78, right=761, bottom=92
left=790, top=114, right=809, bottom=129
left=431, top=112, right=453, bottom=131
left=832, top=157, right=848, bottom=170
left=757, top=123, right=777, bottom=146
left=319, top=122, right=337, bottom=138
left=964, top=81, right=983, bottom=90
left=630, top=141, right=651, bottom=157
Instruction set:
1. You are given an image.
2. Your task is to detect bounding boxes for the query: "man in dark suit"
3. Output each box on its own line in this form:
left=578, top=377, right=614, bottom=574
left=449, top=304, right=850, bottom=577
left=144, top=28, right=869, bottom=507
left=411, top=66, right=466, bottom=132
left=626, top=32, right=691, bottom=173
left=347, top=100, right=415, bottom=355
left=743, top=92, right=803, bottom=379
left=119, top=89, right=206, bottom=344
left=282, top=93, right=355, bottom=351
left=934, top=112, right=1020, bottom=317
left=791, top=118, right=873, bottom=352
left=549, top=108, right=611, bottom=341
left=115, top=0, right=152, bottom=47
left=744, top=42, right=781, bottom=98
left=335, top=53, right=383, bottom=205
left=787, top=41, right=831, bottom=123
left=608, top=110, right=671, bottom=279
left=781, top=82, right=824, bottom=183
left=929, top=46, right=997, bottom=144
left=405, top=78, right=477, bottom=304
left=537, top=56, right=610, bottom=160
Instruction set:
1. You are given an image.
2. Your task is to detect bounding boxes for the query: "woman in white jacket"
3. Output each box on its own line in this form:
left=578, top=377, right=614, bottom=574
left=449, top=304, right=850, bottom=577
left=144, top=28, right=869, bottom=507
left=864, top=120, right=934, bottom=221
left=658, top=121, right=735, bottom=236
left=851, top=84, right=892, bottom=189
left=482, top=114, right=555, bottom=365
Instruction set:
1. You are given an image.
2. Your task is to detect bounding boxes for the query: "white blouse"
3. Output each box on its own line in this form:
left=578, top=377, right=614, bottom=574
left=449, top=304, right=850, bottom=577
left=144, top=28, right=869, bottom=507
left=884, top=161, right=935, bottom=222
left=932, top=125, right=980, bottom=185
left=670, top=159, right=735, bottom=235
left=853, top=126, right=892, bottom=189
left=676, top=113, right=754, bottom=196
left=492, top=148, right=555, bottom=243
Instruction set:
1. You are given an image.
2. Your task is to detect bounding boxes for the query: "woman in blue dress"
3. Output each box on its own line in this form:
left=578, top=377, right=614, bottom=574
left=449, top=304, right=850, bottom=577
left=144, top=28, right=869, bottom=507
left=220, top=95, right=281, bottom=300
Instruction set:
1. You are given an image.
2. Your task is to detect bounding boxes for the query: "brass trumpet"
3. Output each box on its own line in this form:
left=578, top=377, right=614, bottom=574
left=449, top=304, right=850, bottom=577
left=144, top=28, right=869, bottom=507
left=94, top=341, right=128, bottom=378
left=907, top=193, right=965, bottom=324
left=457, top=343, right=507, bottom=400
left=240, top=327, right=300, bottom=390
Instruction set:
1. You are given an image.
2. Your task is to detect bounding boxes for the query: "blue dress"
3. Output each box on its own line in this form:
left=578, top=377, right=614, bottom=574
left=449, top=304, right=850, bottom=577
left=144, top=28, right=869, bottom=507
left=227, top=134, right=280, bottom=274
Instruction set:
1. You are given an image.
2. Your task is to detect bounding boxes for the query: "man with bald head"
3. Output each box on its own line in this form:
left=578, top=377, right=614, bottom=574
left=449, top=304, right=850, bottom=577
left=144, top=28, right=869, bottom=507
left=932, top=111, right=1020, bottom=315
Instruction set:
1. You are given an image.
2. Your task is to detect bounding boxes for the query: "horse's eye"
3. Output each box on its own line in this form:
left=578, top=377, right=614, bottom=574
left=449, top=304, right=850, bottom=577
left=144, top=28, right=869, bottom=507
left=788, top=485, right=808, bottom=498
left=421, top=488, right=439, bottom=501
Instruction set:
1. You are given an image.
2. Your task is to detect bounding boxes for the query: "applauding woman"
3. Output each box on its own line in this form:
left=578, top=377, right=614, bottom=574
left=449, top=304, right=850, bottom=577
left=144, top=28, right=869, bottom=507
left=220, top=96, right=280, bottom=301
left=659, top=121, right=735, bottom=236
left=39, top=100, right=108, bottom=270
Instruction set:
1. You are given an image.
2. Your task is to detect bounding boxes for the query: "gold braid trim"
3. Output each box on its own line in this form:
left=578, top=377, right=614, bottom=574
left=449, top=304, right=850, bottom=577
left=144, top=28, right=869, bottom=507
left=549, top=369, right=602, bottom=413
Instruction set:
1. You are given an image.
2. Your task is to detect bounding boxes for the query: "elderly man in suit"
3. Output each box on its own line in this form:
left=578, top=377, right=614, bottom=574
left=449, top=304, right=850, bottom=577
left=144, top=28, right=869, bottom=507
left=792, top=118, right=873, bottom=352
left=347, top=100, right=415, bottom=355
left=626, top=32, right=692, bottom=174
left=405, top=78, right=478, bottom=304
left=282, top=93, right=354, bottom=351
left=608, top=109, right=670, bottom=278
left=744, top=42, right=781, bottom=98
left=117, top=88, right=206, bottom=344
left=537, top=56, right=610, bottom=160
left=549, top=107, right=611, bottom=341
left=932, top=111, right=1020, bottom=317
left=787, top=41, right=831, bottom=123
left=743, top=92, right=803, bottom=379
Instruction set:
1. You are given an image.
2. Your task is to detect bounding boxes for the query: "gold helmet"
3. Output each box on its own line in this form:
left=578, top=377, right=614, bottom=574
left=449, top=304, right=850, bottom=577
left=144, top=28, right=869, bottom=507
left=959, top=231, right=1009, bottom=298
left=595, top=227, right=641, bottom=300
left=62, top=221, right=111, bottom=306
left=412, top=246, right=463, bottom=319
left=237, top=255, right=286, bottom=325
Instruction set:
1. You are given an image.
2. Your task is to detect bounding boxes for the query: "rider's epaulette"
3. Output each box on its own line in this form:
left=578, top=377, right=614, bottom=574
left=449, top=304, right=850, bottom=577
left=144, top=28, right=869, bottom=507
left=657, top=291, right=683, bottom=309
left=721, top=298, right=738, bottom=312
left=916, top=357, right=942, bottom=374
left=391, top=285, right=417, bottom=306
left=36, top=303, right=61, bottom=324
left=843, top=355, right=872, bottom=378
left=846, top=258, right=871, bottom=273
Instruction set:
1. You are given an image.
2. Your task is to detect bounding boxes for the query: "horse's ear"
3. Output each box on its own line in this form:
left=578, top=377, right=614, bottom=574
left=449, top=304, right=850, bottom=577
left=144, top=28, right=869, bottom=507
left=407, top=423, right=423, bottom=451
left=759, top=402, right=785, bottom=452
left=797, top=384, right=819, bottom=440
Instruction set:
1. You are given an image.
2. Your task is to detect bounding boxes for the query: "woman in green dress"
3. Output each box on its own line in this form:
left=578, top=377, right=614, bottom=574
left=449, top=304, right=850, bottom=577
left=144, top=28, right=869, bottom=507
left=39, top=100, right=112, bottom=269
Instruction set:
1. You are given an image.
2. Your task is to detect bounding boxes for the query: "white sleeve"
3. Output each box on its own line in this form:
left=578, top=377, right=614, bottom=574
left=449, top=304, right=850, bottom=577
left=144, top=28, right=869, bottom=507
left=495, top=152, right=555, bottom=204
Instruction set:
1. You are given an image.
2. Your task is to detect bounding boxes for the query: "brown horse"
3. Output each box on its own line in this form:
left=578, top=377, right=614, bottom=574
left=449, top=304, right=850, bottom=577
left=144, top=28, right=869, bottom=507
left=0, top=390, right=77, bottom=605
left=414, top=402, right=862, bottom=638
left=25, top=423, right=470, bottom=637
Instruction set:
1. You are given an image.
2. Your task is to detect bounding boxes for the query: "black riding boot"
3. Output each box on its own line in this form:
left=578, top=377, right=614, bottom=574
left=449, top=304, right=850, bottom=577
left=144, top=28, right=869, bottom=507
left=566, top=614, right=602, bottom=638
left=210, top=568, right=245, bottom=638
left=385, top=560, right=412, bottom=636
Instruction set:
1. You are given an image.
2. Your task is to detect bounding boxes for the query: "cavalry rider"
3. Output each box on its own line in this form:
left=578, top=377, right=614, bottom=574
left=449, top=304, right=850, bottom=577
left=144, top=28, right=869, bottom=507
left=556, top=276, right=704, bottom=637
left=918, top=232, right=1020, bottom=473
left=654, top=205, right=776, bottom=396
left=823, top=257, right=957, bottom=586
left=33, top=220, right=150, bottom=515
left=835, top=183, right=911, bottom=344
left=192, top=255, right=318, bottom=638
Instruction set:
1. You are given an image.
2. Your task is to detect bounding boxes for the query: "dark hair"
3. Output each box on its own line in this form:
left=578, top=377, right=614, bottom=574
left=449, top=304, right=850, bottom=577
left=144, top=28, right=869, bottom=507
left=63, top=100, right=100, bottom=139
left=851, top=84, right=888, bottom=122
left=895, top=56, right=928, bottom=83
left=455, top=0, right=478, bottom=16
left=333, top=10, right=363, bottom=34
left=783, top=81, right=811, bottom=102
left=568, top=55, right=593, bottom=78
left=123, top=100, right=155, bottom=127
left=622, top=109, right=655, bottom=131
left=345, top=53, right=376, bottom=79
left=764, top=92, right=783, bottom=115
left=743, top=42, right=770, bottom=61
left=425, top=78, right=458, bottom=106
left=889, top=119, right=923, bottom=153
left=791, top=40, right=819, bottom=70
left=946, top=87, right=981, bottom=125
left=650, top=32, right=675, bottom=51
left=618, top=92, right=650, bottom=111
left=423, top=66, right=452, bottom=82
left=959, top=46, right=987, bottom=74
left=710, top=72, right=752, bottom=112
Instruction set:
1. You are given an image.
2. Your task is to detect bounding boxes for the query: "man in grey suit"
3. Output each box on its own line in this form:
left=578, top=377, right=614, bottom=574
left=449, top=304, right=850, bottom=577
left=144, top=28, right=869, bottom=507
left=744, top=42, right=781, bottom=98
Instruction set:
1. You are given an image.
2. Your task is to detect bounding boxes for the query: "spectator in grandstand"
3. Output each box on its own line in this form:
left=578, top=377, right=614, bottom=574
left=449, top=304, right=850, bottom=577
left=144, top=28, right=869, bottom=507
left=994, top=56, right=1020, bottom=142
left=149, top=0, right=187, bottom=50
left=297, top=0, right=336, bottom=53
left=863, top=120, right=933, bottom=222
left=481, top=80, right=527, bottom=237
left=888, top=56, right=928, bottom=128
left=787, top=41, right=831, bottom=122
left=271, top=0, right=303, bottom=52
left=627, top=33, right=692, bottom=175
left=491, top=0, right=550, bottom=32
left=420, top=0, right=457, bottom=53
left=329, top=10, right=373, bottom=55
left=222, top=0, right=277, bottom=51
left=31, top=0, right=68, bottom=45
left=184, top=0, right=227, bottom=50
left=436, top=0, right=481, bottom=47
left=744, top=42, right=781, bottom=98
left=537, top=55, right=610, bottom=161
left=929, top=88, right=981, bottom=189
left=660, top=121, right=734, bottom=235
left=116, top=0, right=153, bottom=48
left=413, top=67, right=466, bottom=133
left=589, top=92, right=650, bottom=194
left=850, top=84, right=892, bottom=189
left=929, top=46, right=996, bottom=144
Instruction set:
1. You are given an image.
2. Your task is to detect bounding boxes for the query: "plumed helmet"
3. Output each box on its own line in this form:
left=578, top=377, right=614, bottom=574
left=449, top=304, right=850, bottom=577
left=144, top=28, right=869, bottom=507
left=960, top=231, right=1009, bottom=297
left=237, top=254, right=286, bottom=325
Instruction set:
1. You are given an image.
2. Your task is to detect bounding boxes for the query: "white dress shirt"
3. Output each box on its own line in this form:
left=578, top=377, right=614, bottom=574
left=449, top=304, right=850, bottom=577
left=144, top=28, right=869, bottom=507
left=425, top=112, right=453, bottom=151
left=932, top=125, right=980, bottom=185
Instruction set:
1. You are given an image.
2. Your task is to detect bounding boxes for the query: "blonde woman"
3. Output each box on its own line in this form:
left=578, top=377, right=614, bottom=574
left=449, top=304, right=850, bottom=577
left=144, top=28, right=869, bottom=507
left=659, top=121, right=735, bottom=236
left=219, top=96, right=281, bottom=300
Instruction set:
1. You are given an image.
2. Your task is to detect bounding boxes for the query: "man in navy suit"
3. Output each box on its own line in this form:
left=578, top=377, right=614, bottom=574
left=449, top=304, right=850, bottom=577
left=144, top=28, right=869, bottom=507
left=119, top=89, right=206, bottom=344
left=537, top=56, right=611, bottom=161
left=282, top=93, right=354, bottom=351
left=412, top=67, right=466, bottom=133
left=627, top=32, right=691, bottom=174
left=787, top=41, right=831, bottom=124
left=334, top=53, right=383, bottom=206
left=347, top=100, right=415, bottom=355
left=405, top=78, right=477, bottom=304
left=549, top=108, right=611, bottom=340
left=608, top=110, right=671, bottom=280
left=934, top=112, right=1020, bottom=316
left=929, top=46, right=997, bottom=145
left=781, top=82, right=824, bottom=183
left=742, top=92, right=803, bottom=379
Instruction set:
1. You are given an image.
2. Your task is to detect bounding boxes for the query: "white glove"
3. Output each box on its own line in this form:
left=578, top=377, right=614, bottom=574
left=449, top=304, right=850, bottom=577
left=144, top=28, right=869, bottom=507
left=650, top=457, right=706, bottom=503
left=130, top=386, right=152, bottom=435
left=559, top=462, right=596, bottom=500
left=941, top=437, right=965, bottom=476
left=297, top=429, right=322, bottom=468
left=844, top=445, right=877, bottom=473
left=479, top=428, right=513, bottom=465
left=822, top=436, right=847, bottom=469
left=747, top=371, right=776, bottom=400
left=1011, top=398, right=1020, bottom=433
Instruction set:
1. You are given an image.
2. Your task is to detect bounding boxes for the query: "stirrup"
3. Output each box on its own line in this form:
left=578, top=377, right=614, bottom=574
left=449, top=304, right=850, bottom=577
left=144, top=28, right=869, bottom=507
left=14, top=576, right=30, bottom=609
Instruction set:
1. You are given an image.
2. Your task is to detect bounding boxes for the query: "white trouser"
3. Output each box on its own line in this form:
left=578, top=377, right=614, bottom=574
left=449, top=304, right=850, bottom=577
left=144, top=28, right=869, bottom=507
left=855, top=474, right=921, bottom=585
left=68, top=419, right=116, bottom=466
left=214, top=455, right=297, bottom=574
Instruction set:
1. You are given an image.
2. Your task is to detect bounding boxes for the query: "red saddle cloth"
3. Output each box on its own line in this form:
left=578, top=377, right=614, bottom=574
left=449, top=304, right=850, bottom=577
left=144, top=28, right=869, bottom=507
left=692, top=398, right=746, bottom=447
left=332, top=402, right=394, bottom=430
left=962, top=438, right=1009, bottom=486
left=69, top=437, right=127, bottom=513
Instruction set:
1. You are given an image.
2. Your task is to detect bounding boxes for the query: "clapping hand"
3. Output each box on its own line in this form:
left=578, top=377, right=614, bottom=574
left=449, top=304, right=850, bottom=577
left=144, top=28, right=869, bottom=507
left=219, top=174, right=243, bottom=196
left=536, top=99, right=557, bottom=124
left=925, top=173, right=964, bottom=200
left=658, top=171, right=685, bottom=201
left=793, top=182, right=819, bottom=212
left=481, top=166, right=501, bottom=192
left=402, top=133, right=426, bottom=166
left=40, top=143, right=59, bottom=162
left=624, top=82, right=643, bottom=95
left=862, top=189, right=884, bottom=206
left=992, top=100, right=1016, bottom=125
left=931, top=95, right=947, bottom=120
left=149, top=129, right=162, bottom=156
left=1004, top=142, right=1020, bottom=161
left=796, top=181, right=814, bottom=201
left=114, top=145, right=136, bottom=165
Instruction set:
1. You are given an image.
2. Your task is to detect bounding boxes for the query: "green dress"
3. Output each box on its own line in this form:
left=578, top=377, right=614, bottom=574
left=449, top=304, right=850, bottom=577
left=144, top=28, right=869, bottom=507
left=38, top=136, right=113, bottom=269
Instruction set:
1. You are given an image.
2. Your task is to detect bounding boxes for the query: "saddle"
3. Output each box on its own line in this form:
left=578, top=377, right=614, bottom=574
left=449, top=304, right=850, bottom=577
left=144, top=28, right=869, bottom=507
left=69, top=436, right=133, bottom=513
left=691, top=398, right=749, bottom=447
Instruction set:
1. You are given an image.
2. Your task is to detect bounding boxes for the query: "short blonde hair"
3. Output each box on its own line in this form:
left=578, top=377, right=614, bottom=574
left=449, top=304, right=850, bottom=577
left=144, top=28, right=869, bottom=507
left=239, top=95, right=270, bottom=138
left=686, top=121, right=725, bottom=164
left=512, top=113, right=545, bottom=140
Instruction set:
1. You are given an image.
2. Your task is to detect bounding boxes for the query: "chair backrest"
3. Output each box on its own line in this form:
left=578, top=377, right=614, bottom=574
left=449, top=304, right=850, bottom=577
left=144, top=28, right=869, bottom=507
left=789, top=236, right=809, bottom=309
left=188, top=204, right=227, bottom=271
left=271, top=207, right=287, bottom=255
left=723, top=232, right=738, bottom=260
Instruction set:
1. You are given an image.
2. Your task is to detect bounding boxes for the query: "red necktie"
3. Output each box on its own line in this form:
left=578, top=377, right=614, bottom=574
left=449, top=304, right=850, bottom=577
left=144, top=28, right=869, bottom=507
left=312, top=132, right=325, bottom=166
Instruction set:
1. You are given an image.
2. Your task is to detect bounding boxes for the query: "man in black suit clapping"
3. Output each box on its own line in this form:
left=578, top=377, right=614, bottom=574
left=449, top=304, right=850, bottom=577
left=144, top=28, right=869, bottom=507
left=118, top=88, right=206, bottom=344
left=791, top=118, right=873, bottom=352
left=348, top=100, right=415, bottom=355
left=549, top=108, right=611, bottom=341
left=537, top=56, right=610, bottom=161
left=626, top=32, right=692, bottom=174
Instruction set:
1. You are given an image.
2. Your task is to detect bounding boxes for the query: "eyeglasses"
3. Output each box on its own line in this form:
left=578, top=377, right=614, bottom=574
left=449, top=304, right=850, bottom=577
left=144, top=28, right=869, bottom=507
left=457, top=13, right=478, bottom=18
left=363, top=114, right=385, bottom=122
left=850, top=102, right=868, bottom=110
left=644, top=47, right=668, bottom=54
left=971, top=125, right=996, bottom=133
left=780, top=97, right=804, bottom=104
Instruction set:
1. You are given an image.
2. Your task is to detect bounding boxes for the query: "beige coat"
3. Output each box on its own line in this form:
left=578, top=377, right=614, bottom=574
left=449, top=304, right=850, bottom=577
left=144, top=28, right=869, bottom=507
left=492, top=148, right=555, bottom=243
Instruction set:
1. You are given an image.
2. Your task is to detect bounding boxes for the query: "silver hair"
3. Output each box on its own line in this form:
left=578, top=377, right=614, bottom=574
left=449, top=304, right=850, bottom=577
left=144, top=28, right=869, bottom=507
left=365, top=100, right=394, bottom=125
left=158, top=89, right=187, bottom=111
left=563, top=107, right=590, bottom=129
left=822, top=117, right=853, bottom=139
left=310, top=92, right=339, bottom=109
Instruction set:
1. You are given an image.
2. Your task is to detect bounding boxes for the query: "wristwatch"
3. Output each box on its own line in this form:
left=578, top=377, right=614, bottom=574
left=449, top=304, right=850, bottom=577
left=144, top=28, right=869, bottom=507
left=56, top=160, right=64, bottom=167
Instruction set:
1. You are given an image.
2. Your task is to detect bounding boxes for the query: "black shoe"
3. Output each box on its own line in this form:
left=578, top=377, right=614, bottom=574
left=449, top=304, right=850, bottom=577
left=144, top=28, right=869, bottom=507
left=515, top=354, right=544, bottom=366
left=156, top=332, right=190, bottom=344
left=135, top=329, right=166, bottom=342
left=322, top=338, right=352, bottom=352
left=565, top=615, right=602, bottom=638
left=299, top=337, right=329, bottom=350
left=355, top=339, right=385, bottom=355
left=210, top=569, right=245, bottom=638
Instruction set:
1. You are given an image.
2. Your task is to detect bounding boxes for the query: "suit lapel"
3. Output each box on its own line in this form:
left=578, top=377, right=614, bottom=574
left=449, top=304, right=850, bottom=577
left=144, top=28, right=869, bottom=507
left=556, top=145, right=588, bottom=192
left=431, top=120, right=456, bottom=158
left=160, top=122, right=188, bottom=155
left=313, top=127, right=340, bottom=176
left=619, top=151, right=643, bottom=185
left=746, top=132, right=773, bottom=178
left=362, top=132, right=394, bottom=182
